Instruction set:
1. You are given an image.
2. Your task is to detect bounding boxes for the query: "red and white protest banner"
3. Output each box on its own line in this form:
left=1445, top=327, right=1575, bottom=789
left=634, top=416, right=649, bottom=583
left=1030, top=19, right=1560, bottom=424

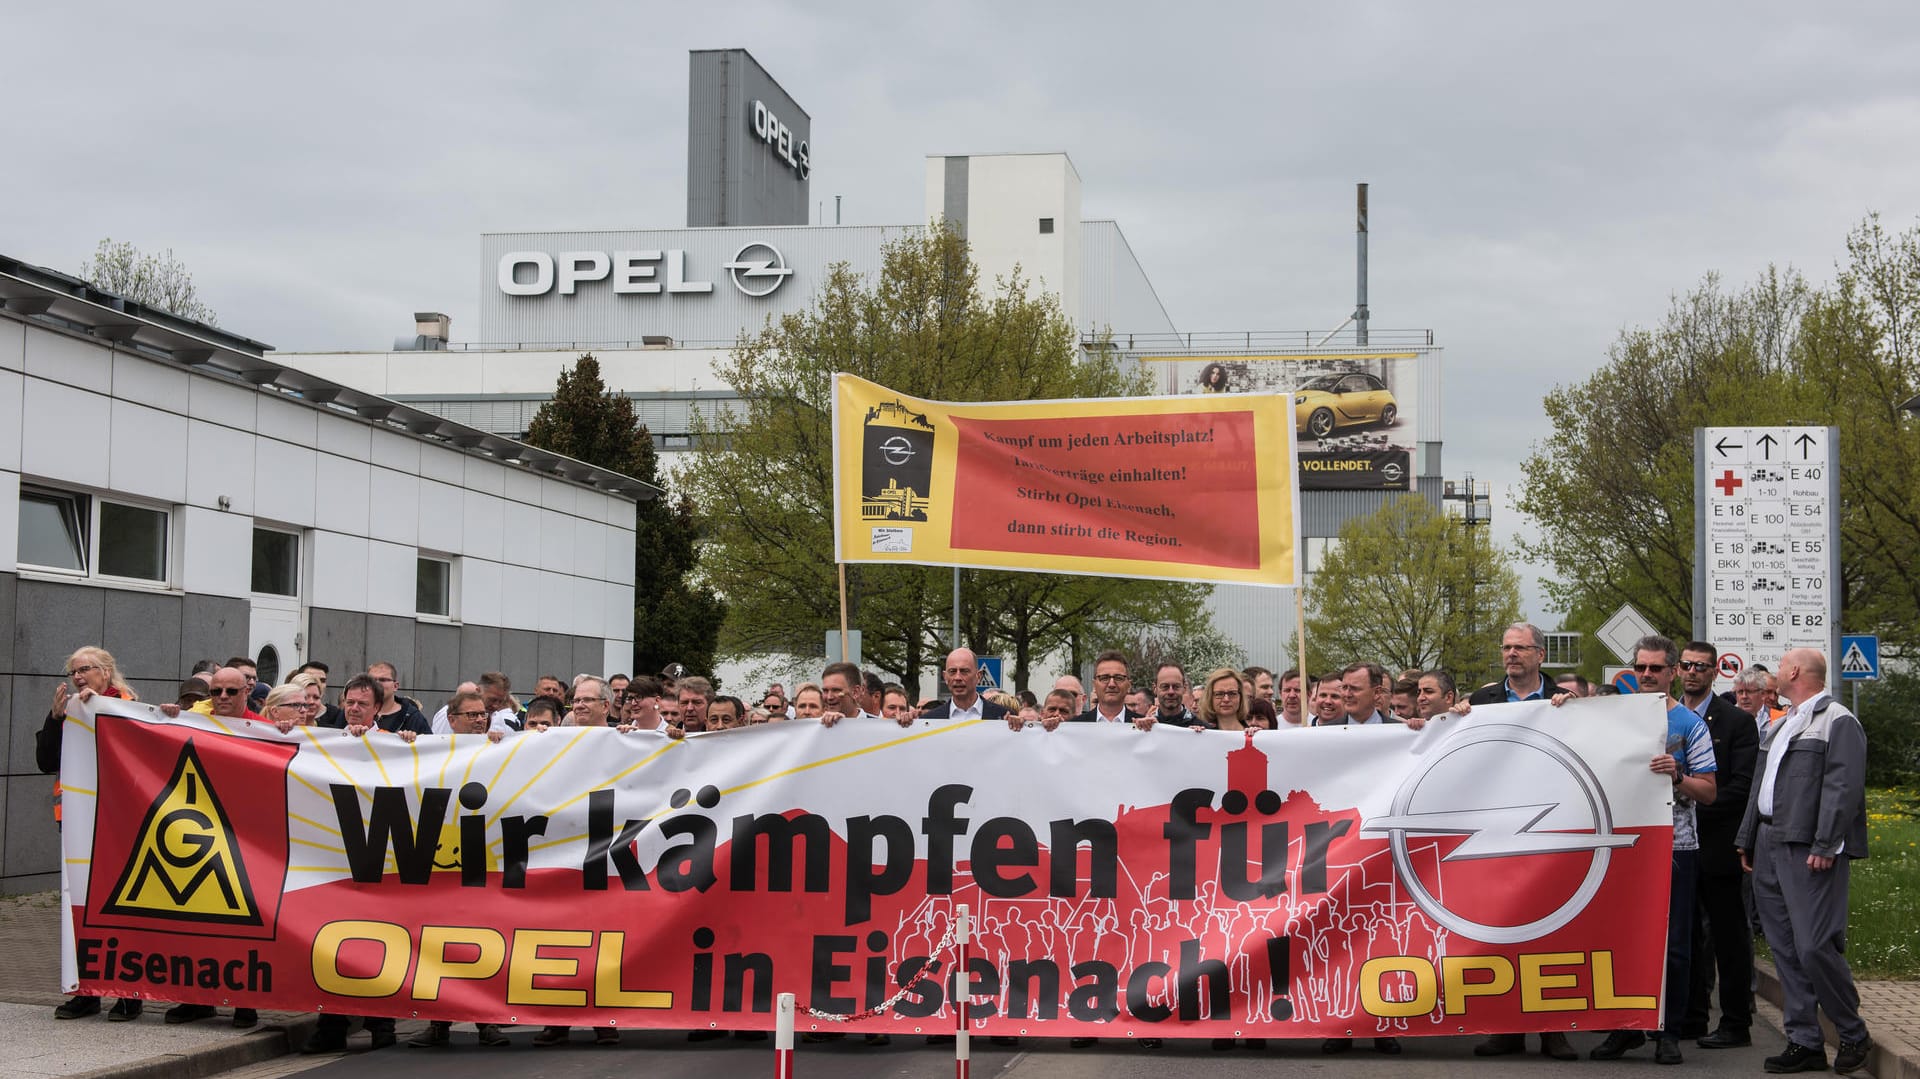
left=58, top=695, right=1673, bottom=1039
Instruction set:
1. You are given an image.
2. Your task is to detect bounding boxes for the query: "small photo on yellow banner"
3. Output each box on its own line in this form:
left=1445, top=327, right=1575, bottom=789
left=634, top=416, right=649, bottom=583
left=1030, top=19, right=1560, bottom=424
left=831, top=374, right=1299, bottom=586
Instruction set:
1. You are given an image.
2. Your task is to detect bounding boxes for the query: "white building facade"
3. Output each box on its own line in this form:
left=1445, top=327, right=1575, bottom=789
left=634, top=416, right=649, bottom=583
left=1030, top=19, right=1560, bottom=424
left=1, top=257, right=646, bottom=893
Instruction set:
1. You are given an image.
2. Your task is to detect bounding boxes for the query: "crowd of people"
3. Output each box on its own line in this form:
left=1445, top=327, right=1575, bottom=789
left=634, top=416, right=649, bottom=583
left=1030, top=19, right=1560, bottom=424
left=32, top=623, right=1873, bottom=1070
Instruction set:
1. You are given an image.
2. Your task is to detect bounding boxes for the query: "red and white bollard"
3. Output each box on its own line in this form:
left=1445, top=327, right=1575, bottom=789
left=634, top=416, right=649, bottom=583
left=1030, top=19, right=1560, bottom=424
left=774, top=992, right=795, bottom=1079
left=954, top=903, right=973, bottom=1079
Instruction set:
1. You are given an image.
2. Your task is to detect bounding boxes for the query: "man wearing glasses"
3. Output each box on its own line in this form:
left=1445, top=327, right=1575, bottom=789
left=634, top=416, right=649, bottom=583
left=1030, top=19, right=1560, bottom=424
left=1467, top=622, right=1559, bottom=706
left=442, top=689, right=506, bottom=743
left=429, top=681, right=480, bottom=733
left=204, top=667, right=263, bottom=723
left=567, top=677, right=614, bottom=727
left=368, top=662, right=430, bottom=735
left=478, top=671, right=525, bottom=732
left=163, top=677, right=261, bottom=1029
left=227, top=655, right=268, bottom=710
left=1147, top=663, right=1202, bottom=728
left=1590, top=634, right=1718, bottom=1066
left=1672, top=642, right=1759, bottom=1051
left=1464, top=624, right=1583, bottom=1062
left=1071, top=651, right=1146, bottom=725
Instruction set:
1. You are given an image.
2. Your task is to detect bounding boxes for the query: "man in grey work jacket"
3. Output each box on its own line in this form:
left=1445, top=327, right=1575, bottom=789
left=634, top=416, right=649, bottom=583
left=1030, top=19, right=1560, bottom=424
left=1735, top=648, right=1873, bottom=1075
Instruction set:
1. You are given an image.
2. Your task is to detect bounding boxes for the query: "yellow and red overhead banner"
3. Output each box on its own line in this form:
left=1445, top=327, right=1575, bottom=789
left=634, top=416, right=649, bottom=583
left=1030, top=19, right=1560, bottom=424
left=831, top=374, right=1300, bottom=586
left=60, top=695, right=1675, bottom=1037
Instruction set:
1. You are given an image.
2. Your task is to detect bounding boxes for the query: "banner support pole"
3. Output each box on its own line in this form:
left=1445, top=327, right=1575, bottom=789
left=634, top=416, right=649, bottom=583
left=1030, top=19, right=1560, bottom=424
left=774, top=992, right=795, bottom=1078
left=837, top=563, right=851, bottom=663
left=954, top=903, right=972, bottom=1079
left=1295, top=587, right=1308, bottom=711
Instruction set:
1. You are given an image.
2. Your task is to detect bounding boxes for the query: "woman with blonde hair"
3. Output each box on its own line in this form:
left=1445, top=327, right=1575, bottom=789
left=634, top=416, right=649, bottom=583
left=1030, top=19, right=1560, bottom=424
left=1195, top=667, right=1251, bottom=731
left=984, top=690, right=1021, bottom=713
left=36, top=647, right=142, bottom=1021
left=263, top=683, right=316, bottom=733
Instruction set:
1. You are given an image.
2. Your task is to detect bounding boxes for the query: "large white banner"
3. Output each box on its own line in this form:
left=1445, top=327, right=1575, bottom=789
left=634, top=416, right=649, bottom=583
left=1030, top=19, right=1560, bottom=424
left=58, top=694, right=1673, bottom=1037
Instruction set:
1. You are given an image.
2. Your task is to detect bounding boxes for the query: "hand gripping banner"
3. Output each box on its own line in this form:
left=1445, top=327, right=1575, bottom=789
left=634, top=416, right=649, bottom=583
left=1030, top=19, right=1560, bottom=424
left=60, top=694, right=1674, bottom=1039
left=830, top=373, right=1301, bottom=586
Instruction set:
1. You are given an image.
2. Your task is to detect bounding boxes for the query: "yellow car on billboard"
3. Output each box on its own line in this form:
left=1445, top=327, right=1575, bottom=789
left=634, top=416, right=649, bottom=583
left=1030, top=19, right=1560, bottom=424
left=1294, top=372, right=1398, bottom=439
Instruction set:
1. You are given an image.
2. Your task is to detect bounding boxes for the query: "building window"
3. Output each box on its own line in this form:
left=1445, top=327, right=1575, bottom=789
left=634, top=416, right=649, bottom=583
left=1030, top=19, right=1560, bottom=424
left=18, top=488, right=88, bottom=572
left=251, top=528, right=300, bottom=596
left=1543, top=632, right=1582, bottom=670
left=1038, top=218, right=1054, bottom=234
left=97, top=502, right=168, bottom=582
left=17, top=485, right=170, bottom=585
left=416, top=555, right=453, bottom=618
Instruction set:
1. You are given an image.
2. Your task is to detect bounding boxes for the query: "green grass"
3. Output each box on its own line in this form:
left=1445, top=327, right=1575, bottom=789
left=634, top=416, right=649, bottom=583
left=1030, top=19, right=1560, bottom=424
left=1847, top=786, right=1920, bottom=979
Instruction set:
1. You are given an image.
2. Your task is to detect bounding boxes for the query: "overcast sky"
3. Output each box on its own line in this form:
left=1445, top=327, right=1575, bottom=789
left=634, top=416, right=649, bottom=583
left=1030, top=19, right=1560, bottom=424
left=8, top=1, right=1920, bottom=626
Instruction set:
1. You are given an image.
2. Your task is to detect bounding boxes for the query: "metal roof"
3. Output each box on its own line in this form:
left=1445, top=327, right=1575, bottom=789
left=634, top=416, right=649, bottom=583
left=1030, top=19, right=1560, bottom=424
left=0, top=255, right=661, bottom=501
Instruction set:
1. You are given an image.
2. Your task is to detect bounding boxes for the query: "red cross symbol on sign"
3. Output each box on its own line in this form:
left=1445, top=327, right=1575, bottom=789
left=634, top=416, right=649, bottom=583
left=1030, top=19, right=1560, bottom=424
left=1714, top=470, right=1743, bottom=496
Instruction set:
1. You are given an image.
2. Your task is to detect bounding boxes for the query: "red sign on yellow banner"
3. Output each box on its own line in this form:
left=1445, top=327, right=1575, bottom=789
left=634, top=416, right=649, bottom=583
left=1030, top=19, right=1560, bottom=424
left=831, top=374, right=1299, bottom=585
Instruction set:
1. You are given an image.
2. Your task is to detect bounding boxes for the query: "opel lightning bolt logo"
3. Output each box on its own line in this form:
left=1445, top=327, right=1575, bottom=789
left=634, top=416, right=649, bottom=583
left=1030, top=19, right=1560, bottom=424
left=878, top=436, right=918, bottom=466
left=722, top=242, right=795, bottom=297
left=1361, top=723, right=1638, bottom=944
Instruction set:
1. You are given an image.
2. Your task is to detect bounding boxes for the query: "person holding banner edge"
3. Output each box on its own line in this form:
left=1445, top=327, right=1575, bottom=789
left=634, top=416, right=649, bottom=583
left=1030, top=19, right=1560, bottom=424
left=1588, top=634, right=1717, bottom=1066
left=1071, top=652, right=1151, bottom=728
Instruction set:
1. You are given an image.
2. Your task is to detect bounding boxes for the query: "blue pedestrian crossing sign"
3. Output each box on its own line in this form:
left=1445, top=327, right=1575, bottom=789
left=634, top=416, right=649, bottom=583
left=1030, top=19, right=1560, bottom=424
left=1839, top=635, right=1879, bottom=681
left=976, top=657, right=1004, bottom=692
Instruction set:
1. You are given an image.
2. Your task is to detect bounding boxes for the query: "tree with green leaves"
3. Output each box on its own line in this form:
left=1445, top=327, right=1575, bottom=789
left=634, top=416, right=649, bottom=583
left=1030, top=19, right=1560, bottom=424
left=1516, top=271, right=1808, bottom=652
left=1304, top=495, right=1521, bottom=686
left=81, top=238, right=217, bottom=324
left=678, top=222, right=1220, bottom=696
left=1519, top=215, right=1920, bottom=669
left=521, top=354, right=726, bottom=677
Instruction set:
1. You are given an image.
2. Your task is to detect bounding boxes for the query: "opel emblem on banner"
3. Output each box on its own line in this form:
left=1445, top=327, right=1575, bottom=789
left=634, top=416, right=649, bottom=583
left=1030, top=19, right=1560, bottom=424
left=861, top=400, right=936, bottom=523
left=1362, top=723, right=1638, bottom=944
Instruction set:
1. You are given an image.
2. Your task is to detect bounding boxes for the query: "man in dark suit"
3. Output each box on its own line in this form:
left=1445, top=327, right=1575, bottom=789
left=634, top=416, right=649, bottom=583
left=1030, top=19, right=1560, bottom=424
left=1467, top=622, right=1560, bottom=706
left=1071, top=650, right=1144, bottom=724
left=918, top=648, right=1008, bottom=721
left=1467, top=621, right=1581, bottom=1063
left=1675, top=641, right=1760, bottom=1048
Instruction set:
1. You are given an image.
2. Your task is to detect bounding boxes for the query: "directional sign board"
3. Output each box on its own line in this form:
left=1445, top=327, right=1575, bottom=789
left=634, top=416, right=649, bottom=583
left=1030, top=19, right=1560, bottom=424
left=977, top=656, right=1004, bottom=692
left=1695, top=427, right=1839, bottom=686
left=1839, top=634, right=1880, bottom=681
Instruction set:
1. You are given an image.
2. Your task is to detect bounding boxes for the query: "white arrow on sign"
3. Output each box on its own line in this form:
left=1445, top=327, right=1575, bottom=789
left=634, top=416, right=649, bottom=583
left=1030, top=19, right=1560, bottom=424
left=1597, top=603, right=1660, bottom=664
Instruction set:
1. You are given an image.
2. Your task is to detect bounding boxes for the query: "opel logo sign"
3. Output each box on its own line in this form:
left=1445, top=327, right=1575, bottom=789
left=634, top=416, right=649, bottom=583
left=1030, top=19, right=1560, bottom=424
left=722, top=242, right=795, bottom=298
left=878, top=436, right=918, bottom=466
left=1360, top=723, right=1638, bottom=944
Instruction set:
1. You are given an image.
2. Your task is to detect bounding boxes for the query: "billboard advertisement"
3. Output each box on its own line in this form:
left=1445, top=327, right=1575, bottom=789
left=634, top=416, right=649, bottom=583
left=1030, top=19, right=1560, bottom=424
left=1147, top=351, right=1429, bottom=491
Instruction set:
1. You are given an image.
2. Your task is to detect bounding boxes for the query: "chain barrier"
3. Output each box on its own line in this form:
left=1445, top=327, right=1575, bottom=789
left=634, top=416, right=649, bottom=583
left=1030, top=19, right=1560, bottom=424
left=805, top=913, right=962, bottom=1023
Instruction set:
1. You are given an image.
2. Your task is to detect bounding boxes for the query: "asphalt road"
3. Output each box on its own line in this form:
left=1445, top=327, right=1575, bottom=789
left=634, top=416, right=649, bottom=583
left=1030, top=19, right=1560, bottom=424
left=280, top=1024, right=1793, bottom=1079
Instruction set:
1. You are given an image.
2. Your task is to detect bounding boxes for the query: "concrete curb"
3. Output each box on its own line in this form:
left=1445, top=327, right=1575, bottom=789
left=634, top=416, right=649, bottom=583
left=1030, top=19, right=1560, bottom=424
left=66, top=1017, right=317, bottom=1079
left=1756, top=960, right=1919, bottom=1079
